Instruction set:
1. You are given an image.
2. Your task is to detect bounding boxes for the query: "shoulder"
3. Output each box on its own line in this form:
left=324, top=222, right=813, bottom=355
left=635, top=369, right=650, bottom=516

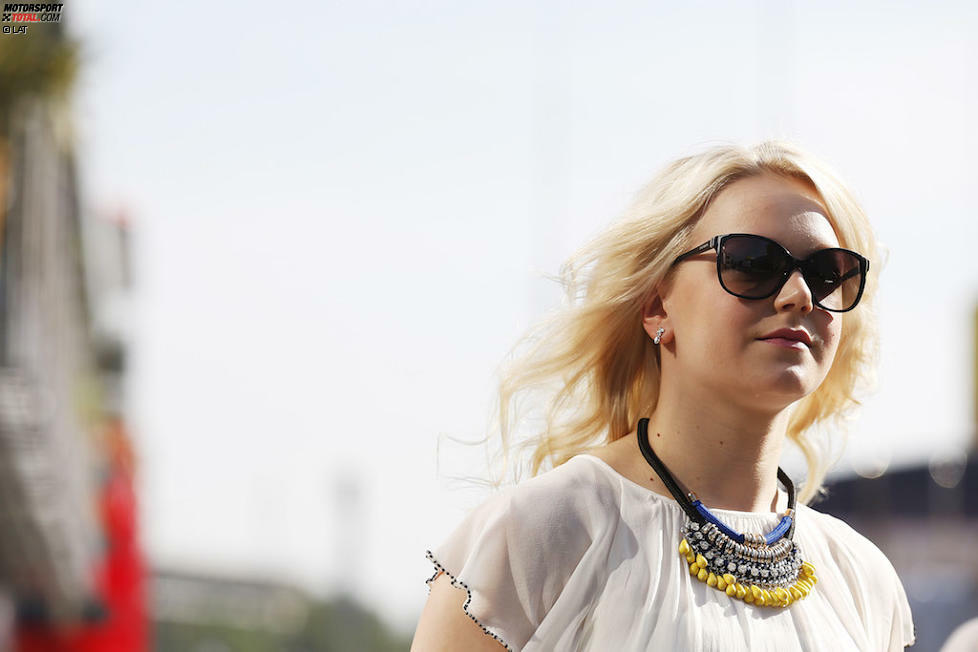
left=796, top=503, right=915, bottom=646
left=798, top=504, right=898, bottom=576
left=433, top=455, right=622, bottom=560
left=797, top=504, right=903, bottom=587
left=511, top=455, right=622, bottom=506
left=484, top=455, right=623, bottom=539
left=798, top=506, right=909, bottom=617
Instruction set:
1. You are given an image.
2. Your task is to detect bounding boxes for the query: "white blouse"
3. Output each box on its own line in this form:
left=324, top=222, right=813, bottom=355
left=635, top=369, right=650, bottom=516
left=425, top=454, right=915, bottom=651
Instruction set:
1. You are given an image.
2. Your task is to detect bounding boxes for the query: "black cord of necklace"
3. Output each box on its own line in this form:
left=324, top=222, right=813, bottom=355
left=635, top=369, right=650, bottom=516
left=637, top=417, right=797, bottom=539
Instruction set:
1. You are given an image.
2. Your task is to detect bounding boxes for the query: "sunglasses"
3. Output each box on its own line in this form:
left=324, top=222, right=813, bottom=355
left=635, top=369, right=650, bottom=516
left=671, top=233, right=869, bottom=313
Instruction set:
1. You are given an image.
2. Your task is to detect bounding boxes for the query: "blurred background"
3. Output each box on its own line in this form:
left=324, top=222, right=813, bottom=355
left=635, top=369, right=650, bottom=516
left=0, top=1, right=976, bottom=650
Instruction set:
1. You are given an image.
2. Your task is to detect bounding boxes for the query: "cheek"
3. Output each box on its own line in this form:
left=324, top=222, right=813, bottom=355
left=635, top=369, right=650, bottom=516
left=703, top=307, right=756, bottom=360
left=819, top=320, right=843, bottom=362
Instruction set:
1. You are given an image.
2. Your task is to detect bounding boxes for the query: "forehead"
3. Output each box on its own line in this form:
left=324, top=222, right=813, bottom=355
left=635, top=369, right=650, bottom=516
left=691, top=172, right=840, bottom=255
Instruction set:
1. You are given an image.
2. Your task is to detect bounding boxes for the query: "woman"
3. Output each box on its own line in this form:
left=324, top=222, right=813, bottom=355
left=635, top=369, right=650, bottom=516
left=411, top=141, right=915, bottom=651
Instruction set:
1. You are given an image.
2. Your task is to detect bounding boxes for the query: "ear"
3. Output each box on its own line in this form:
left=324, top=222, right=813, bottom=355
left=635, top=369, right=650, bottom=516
left=641, top=290, right=671, bottom=345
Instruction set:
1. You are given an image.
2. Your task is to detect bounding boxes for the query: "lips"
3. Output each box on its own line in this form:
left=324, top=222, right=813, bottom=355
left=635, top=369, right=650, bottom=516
left=758, top=328, right=812, bottom=347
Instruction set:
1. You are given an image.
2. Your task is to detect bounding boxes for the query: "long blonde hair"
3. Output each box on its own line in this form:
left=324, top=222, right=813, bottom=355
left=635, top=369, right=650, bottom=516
left=471, top=140, right=883, bottom=505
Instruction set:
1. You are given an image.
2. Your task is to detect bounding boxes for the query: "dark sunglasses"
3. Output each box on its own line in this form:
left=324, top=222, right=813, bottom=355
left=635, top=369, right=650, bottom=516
left=671, top=233, right=869, bottom=313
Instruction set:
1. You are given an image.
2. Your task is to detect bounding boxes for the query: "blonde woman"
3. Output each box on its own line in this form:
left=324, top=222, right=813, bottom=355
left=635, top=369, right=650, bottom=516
left=411, top=142, right=915, bottom=651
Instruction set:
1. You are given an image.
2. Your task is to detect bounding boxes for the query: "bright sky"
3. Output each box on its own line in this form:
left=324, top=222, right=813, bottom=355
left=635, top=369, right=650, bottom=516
left=69, top=0, right=976, bottom=637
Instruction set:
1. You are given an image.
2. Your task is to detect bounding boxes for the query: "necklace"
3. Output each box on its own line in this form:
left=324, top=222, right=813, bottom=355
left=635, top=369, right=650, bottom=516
left=637, top=417, right=817, bottom=608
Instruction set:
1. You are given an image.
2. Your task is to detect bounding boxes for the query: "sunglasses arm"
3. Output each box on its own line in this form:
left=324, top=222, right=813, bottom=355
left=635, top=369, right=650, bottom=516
left=672, top=238, right=719, bottom=266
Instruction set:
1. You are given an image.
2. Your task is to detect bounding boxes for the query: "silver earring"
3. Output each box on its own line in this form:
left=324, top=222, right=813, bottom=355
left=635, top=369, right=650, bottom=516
left=653, top=327, right=665, bottom=345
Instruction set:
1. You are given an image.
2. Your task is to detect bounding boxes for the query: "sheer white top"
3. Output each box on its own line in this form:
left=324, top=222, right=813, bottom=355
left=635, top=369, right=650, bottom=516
left=425, top=454, right=915, bottom=651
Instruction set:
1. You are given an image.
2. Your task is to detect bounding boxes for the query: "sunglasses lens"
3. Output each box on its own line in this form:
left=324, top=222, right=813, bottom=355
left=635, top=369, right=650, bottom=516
left=719, top=236, right=864, bottom=311
left=806, top=250, right=864, bottom=311
left=718, top=236, right=789, bottom=298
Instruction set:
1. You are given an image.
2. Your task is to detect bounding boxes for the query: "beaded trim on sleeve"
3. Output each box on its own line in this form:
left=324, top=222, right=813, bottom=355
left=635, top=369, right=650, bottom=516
left=425, top=550, right=514, bottom=652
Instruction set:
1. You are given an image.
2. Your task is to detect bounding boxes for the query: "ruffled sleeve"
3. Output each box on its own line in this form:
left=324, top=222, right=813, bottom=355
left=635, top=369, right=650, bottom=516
left=425, top=461, right=609, bottom=651
left=884, top=556, right=916, bottom=649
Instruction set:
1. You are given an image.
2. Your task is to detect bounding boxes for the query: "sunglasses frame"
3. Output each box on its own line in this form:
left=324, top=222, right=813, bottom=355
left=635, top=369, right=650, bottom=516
left=671, top=233, right=870, bottom=313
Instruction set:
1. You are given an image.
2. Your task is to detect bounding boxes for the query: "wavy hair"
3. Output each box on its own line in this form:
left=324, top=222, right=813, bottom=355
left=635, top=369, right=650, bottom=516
left=463, top=140, right=884, bottom=506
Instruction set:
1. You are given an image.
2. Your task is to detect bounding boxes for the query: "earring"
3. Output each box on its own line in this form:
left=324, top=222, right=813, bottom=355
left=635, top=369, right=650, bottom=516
left=653, top=327, right=665, bottom=345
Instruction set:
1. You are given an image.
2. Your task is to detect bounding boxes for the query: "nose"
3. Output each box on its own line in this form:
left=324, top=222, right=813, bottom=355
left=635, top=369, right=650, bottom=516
left=773, top=269, right=814, bottom=313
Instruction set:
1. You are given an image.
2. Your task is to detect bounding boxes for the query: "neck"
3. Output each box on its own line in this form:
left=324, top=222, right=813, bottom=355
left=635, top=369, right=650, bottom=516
left=640, top=382, right=790, bottom=513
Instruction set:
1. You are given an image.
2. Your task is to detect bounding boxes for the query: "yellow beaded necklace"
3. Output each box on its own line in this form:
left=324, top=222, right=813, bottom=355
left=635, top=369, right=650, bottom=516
left=637, top=417, right=818, bottom=608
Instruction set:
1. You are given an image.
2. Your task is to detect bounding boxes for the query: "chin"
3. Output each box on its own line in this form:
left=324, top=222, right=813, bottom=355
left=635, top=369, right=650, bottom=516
left=747, top=373, right=817, bottom=405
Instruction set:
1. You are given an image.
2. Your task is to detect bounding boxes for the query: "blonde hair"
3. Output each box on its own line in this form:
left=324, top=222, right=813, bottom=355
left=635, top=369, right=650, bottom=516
left=473, top=140, right=884, bottom=505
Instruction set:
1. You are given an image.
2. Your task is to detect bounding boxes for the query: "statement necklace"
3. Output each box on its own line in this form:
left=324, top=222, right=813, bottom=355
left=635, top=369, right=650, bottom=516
left=637, top=417, right=817, bottom=608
